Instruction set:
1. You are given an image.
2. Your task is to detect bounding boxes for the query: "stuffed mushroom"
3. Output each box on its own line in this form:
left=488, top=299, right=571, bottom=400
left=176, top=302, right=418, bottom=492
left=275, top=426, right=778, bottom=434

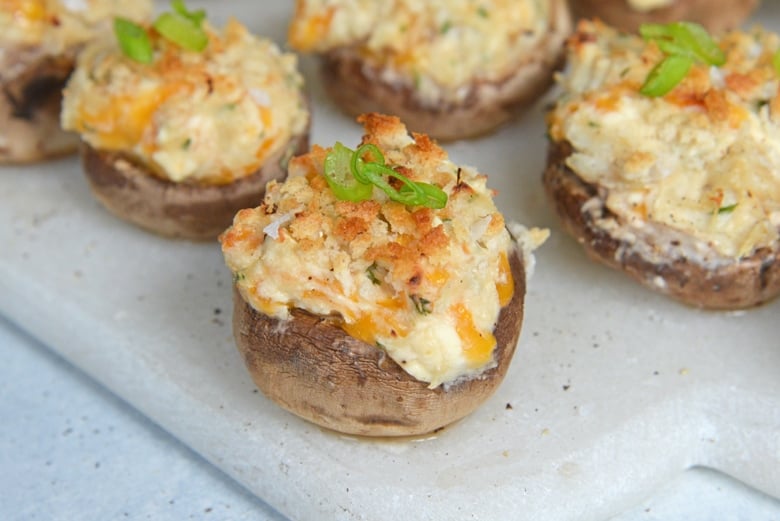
left=221, top=113, right=548, bottom=436
left=288, top=0, right=571, bottom=141
left=61, top=4, right=310, bottom=239
left=544, top=20, right=780, bottom=309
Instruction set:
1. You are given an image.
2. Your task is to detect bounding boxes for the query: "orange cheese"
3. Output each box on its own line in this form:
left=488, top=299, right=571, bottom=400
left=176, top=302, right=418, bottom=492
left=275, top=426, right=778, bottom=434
left=451, top=302, right=496, bottom=367
left=496, top=251, right=514, bottom=307
left=77, top=85, right=178, bottom=151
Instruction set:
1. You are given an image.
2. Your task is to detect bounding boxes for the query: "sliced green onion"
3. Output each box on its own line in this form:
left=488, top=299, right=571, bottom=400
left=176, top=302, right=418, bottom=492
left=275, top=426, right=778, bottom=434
left=671, top=21, right=726, bottom=66
left=717, top=203, right=738, bottom=214
left=323, top=143, right=449, bottom=209
left=171, top=0, right=206, bottom=24
left=773, top=50, right=780, bottom=76
left=115, top=1, right=209, bottom=62
left=640, top=55, right=693, bottom=97
left=640, top=22, right=725, bottom=66
left=638, top=21, right=725, bottom=97
left=351, top=143, right=383, bottom=185
left=353, top=144, right=448, bottom=208
left=409, top=181, right=449, bottom=209
left=114, top=18, right=153, bottom=63
left=638, top=23, right=672, bottom=40
left=653, top=38, right=698, bottom=60
left=153, top=11, right=208, bottom=51
left=360, top=162, right=427, bottom=206
left=323, top=142, right=373, bottom=201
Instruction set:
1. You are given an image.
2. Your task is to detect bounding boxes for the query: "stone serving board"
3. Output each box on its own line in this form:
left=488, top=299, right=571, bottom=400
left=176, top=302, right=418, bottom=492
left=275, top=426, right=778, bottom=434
left=1, top=2, right=777, bottom=520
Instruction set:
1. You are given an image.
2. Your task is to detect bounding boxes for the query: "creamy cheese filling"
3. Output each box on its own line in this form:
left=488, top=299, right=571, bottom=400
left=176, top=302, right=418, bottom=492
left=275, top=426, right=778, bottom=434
left=549, top=21, right=780, bottom=262
left=0, top=0, right=151, bottom=75
left=61, top=19, right=308, bottom=185
left=288, top=0, right=552, bottom=105
left=626, top=0, right=674, bottom=12
left=221, top=115, right=544, bottom=388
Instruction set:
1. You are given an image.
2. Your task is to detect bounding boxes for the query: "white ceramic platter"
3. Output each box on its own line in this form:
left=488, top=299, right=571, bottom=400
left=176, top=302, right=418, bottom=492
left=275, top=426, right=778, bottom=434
left=1, top=2, right=778, bottom=520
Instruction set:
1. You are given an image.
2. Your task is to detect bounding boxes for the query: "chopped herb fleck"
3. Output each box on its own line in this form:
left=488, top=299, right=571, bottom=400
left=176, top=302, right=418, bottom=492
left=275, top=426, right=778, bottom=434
left=717, top=203, right=738, bottom=214
left=181, top=137, right=191, bottom=149
left=477, top=6, right=489, bottom=18
left=411, top=295, right=432, bottom=315
left=366, top=262, right=381, bottom=285
left=440, top=20, right=452, bottom=34
left=412, top=70, right=421, bottom=90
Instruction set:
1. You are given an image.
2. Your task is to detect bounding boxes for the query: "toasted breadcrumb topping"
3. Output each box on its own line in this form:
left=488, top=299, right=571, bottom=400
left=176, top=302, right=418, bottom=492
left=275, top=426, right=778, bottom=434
left=222, top=114, right=543, bottom=387
left=549, top=20, right=780, bottom=261
left=288, top=0, right=553, bottom=105
left=61, top=19, right=308, bottom=185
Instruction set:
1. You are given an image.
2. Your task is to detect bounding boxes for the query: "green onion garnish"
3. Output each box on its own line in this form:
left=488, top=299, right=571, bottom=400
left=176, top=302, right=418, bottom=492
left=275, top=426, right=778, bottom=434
left=641, top=22, right=725, bottom=65
left=773, top=50, right=780, bottom=76
left=153, top=11, right=208, bottom=52
left=323, top=143, right=448, bottom=209
left=114, top=18, right=153, bottom=64
left=639, top=21, right=725, bottom=97
left=323, top=142, right=373, bottom=202
left=640, top=55, right=694, bottom=97
left=116, top=0, right=208, bottom=62
left=717, top=203, right=738, bottom=214
left=171, top=0, right=206, bottom=25
left=674, top=22, right=726, bottom=65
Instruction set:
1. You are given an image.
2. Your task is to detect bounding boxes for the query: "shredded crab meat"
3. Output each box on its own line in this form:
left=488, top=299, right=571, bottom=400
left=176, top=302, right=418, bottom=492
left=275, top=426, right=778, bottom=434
left=263, top=208, right=301, bottom=240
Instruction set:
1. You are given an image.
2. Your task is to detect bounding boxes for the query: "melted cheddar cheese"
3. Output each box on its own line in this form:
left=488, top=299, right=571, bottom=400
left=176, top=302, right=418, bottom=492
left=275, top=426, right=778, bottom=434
left=548, top=20, right=780, bottom=263
left=61, top=19, right=308, bottom=185
left=221, top=114, right=545, bottom=388
left=288, top=0, right=554, bottom=105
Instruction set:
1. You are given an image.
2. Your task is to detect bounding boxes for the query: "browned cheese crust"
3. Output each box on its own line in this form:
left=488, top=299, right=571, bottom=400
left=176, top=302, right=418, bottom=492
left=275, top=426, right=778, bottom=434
left=0, top=51, right=80, bottom=163
left=232, top=249, right=526, bottom=437
left=81, top=130, right=309, bottom=241
left=320, top=0, right=571, bottom=141
left=543, top=140, right=780, bottom=309
left=570, top=0, right=760, bottom=34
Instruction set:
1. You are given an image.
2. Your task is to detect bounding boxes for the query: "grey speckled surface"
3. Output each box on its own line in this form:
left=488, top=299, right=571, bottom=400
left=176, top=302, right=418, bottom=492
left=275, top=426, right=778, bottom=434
left=2, top=316, right=778, bottom=521
left=0, top=316, right=284, bottom=521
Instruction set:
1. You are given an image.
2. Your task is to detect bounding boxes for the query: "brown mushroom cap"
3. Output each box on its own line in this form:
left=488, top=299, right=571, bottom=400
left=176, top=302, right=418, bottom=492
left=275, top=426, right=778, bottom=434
left=569, top=0, right=760, bottom=34
left=0, top=52, right=80, bottom=163
left=80, top=129, right=309, bottom=241
left=543, top=139, right=780, bottom=309
left=232, top=249, right=526, bottom=437
left=319, top=0, right=571, bottom=141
